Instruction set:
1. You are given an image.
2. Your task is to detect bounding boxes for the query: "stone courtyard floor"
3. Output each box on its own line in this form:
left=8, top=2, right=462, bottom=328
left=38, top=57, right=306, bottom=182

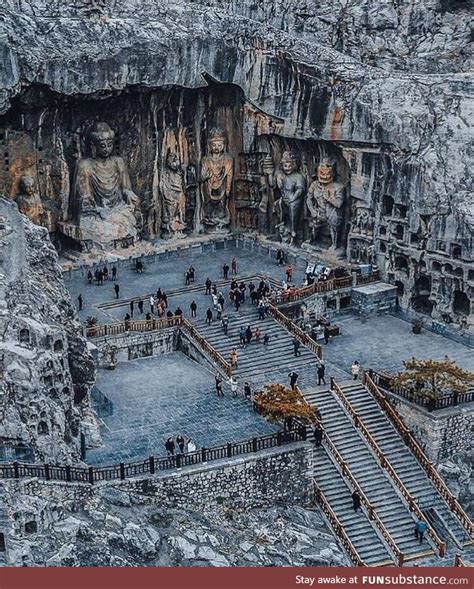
left=87, top=352, right=279, bottom=465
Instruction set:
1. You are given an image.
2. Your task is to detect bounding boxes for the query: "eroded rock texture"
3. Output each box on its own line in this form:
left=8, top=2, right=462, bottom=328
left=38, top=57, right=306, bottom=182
left=0, top=197, right=101, bottom=463
left=0, top=0, right=472, bottom=328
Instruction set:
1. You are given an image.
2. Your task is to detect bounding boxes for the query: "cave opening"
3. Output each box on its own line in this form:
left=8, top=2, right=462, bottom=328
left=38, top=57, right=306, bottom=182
left=453, top=290, right=470, bottom=315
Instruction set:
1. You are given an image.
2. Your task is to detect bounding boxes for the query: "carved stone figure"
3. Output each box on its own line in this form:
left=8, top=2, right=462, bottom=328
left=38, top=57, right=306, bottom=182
left=200, top=127, right=233, bottom=231
left=72, top=122, right=142, bottom=245
left=15, top=175, right=44, bottom=226
left=160, top=151, right=186, bottom=237
left=307, top=158, right=345, bottom=248
left=264, top=151, right=306, bottom=245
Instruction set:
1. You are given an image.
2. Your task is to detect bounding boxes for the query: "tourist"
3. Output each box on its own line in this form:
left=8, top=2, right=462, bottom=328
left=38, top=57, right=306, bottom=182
left=286, top=264, right=293, bottom=282
left=315, top=407, right=322, bottom=422
left=231, top=257, right=237, bottom=275
left=414, top=519, right=428, bottom=544
left=239, top=281, right=246, bottom=301
left=216, top=302, right=223, bottom=320
left=245, top=325, right=253, bottom=345
left=166, top=310, right=173, bottom=318
left=263, top=333, right=270, bottom=346
left=165, top=437, right=175, bottom=456
left=230, top=279, right=238, bottom=290
left=317, top=363, right=326, bottom=386
left=217, top=293, right=225, bottom=309
left=234, top=295, right=241, bottom=312
left=124, top=313, right=131, bottom=330
left=276, top=248, right=285, bottom=266
left=187, top=438, right=197, bottom=453
left=174, top=307, right=183, bottom=317
left=176, top=434, right=185, bottom=454
left=149, top=294, right=155, bottom=313
left=351, top=360, right=360, bottom=380
left=313, top=425, right=323, bottom=447
left=244, top=382, right=252, bottom=400
left=188, top=266, right=195, bottom=282
left=111, top=265, right=117, bottom=280
left=138, top=299, right=144, bottom=314
left=223, top=263, right=230, bottom=279
left=97, top=269, right=103, bottom=285
left=103, top=266, right=109, bottom=281
left=229, top=375, right=238, bottom=397
left=162, top=292, right=168, bottom=308
left=288, top=371, right=299, bottom=391
left=135, top=259, right=143, bottom=274
left=324, top=325, right=330, bottom=345
left=157, top=301, right=166, bottom=317
left=221, top=315, right=229, bottom=335
left=215, top=374, right=224, bottom=397
left=255, top=327, right=262, bottom=343
left=77, top=294, right=83, bottom=311
left=206, top=308, right=213, bottom=325
left=87, top=271, right=93, bottom=284
left=185, top=270, right=191, bottom=285
left=205, top=277, right=212, bottom=295
left=230, top=347, right=238, bottom=368
left=212, top=292, right=218, bottom=309
left=145, top=312, right=152, bottom=322
left=114, top=283, right=120, bottom=299
left=293, top=337, right=301, bottom=357
left=239, top=326, right=246, bottom=347
left=190, top=300, right=197, bottom=318
left=212, top=284, right=217, bottom=296
left=352, top=490, right=361, bottom=512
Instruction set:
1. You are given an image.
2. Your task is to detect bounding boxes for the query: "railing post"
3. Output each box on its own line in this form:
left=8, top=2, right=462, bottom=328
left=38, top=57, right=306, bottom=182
left=226, top=443, right=232, bottom=458
left=330, top=377, right=335, bottom=390
left=398, top=553, right=404, bottom=567
left=149, top=456, right=155, bottom=474
left=65, top=465, right=71, bottom=482
left=439, top=542, right=446, bottom=557
left=104, top=325, right=108, bottom=336
left=88, top=466, right=94, bottom=484
left=454, top=554, right=460, bottom=567
left=120, top=463, right=125, bottom=480
left=44, top=463, right=50, bottom=481
left=367, top=504, right=374, bottom=519
left=176, top=454, right=182, bottom=468
left=252, top=437, right=258, bottom=452
left=277, top=432, right=282, bottom=446
left=13, top=461, right=19, bottom=479
left=201, top=447, right=207, bottom=463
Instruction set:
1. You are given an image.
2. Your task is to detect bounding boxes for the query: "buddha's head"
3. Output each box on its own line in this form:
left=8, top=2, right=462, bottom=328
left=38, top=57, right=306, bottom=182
left=89, top=122, right=115, bottom=158
left=280, top=151, right=298, bottom=175
left=317, top=158, right=335, bottom=185
left=19, top=175, right=36, bottom=197
left=166, top=151, right=180, bottom=171
left=208, top=127, right=226, bottom=155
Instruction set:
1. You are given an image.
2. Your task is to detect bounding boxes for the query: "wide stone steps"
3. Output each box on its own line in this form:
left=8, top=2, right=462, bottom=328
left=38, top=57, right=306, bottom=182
left=304, top=387, right=432, bottom=558
left=340, top=382, right=469, bottom=546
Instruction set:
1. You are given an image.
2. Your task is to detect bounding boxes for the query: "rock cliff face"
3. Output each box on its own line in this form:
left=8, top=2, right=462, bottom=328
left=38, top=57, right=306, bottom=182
left=0, top=0, right=472, bottom=328
left=0, top=197, right=100, bottom=463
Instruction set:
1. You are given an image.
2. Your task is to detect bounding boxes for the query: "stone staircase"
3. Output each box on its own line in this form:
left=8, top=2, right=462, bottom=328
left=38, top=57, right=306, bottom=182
left=305, top=386, right=435, bottom=563
left=194, top=307, right=319, bottom=389
left=339, top=381, right=471, bottom=549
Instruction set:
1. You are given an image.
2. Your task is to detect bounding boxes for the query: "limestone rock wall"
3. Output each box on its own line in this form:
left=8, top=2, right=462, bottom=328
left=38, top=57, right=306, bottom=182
left=0, top=197, right=101, bottom=462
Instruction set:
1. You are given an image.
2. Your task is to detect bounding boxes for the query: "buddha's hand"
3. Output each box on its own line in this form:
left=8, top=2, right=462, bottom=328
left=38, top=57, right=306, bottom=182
left=123, top=190, right=140, bottom=207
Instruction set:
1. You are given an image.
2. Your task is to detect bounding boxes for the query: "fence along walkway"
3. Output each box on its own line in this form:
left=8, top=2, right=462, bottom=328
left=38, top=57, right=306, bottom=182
left=0, top=428, right=306, bottom=484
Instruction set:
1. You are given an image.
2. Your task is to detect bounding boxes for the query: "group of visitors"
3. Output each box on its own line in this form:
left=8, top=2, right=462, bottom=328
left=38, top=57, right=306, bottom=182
left=87, top=265, right=118, bottom=286
left=164, top=435, right=197, bottom=456
left=237, top=325, right=270, bottom=347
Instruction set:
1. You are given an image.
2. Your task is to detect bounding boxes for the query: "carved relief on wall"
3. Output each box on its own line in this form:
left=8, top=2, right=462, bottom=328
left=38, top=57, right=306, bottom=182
left=159, top=151, right=186, bottom=238
left=15, top=175, right=45, bottom=227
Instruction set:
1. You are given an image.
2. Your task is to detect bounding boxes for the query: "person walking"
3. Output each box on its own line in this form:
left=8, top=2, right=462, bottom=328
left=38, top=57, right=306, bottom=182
left=286, top=264, right=293, bottom=282
left=263, top=333, right=270, bottom=346
left=245, top=325, right=253, bottom=345
left=187, top=438, right=197, bottom=453
left=229, top=375, right=238, bottom=397
left=223, top=263, right=230, bottom=279
left=215, top=374, right=224, bottom=397
left=185, top=270, right=191, bottom=285
left=137, top=299, right=144, bottom=314
left=255, top=327, right=262, bottom=343
left=221, top=315, right=229, bottom=335
left=130, top=300, right=134, bottom=318
left=293, top=337, right=301, bottom=357
left=234, top=295, right=241, bottom=312
left=149, top=294, right=155, bottom=314
left=288, top=371, right=299, bottom=391
left=276, top=248, right=285, bottom=266
left=313, top=425, right=323, bottom=447
left=352, top=490, right=361, bottom=512
left=87, top=271, right=93, bottom=284
left=190, top=300, right=197, bottom=318
left=351, top=360, right=360, bottom=380
left=239, top=326, right=246, bottom=347
left=212, top=292, right=218, bottom=309
left=205, top=277, right=212, bottom=295
left=77, top=294, right=83, bottom=311
left=216, top=302, right=222, bottom=320
left=188, top=266, right=195, bottom=282
left=165, top=437, right=175, bottom=456
left=317, top=363, right=326, bottom=386
left=97, top=270, right=103, bottom=286
left=230, top=347, right=238, bottom=369
left=239, top=281, right=246, bottom=302
left=324, top=325, right=330, bottom=345
left=231, top=257, right=237, bottom=275
left=243, top=382, right=252, bottom=400
left=205, top=308, right=213, bottom=325
left=414, top=519, right=428, bottom=544
left=114, top=283, right=120, bottom=299
left=111, top=266, right=117, bottom=280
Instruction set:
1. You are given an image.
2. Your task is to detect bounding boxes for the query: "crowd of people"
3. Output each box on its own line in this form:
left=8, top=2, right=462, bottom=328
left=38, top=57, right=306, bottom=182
left=164, top=434, right=197, bottom=456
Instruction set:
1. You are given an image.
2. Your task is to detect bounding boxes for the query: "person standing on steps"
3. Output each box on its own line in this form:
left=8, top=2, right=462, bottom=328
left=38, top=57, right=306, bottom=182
left=190, top=300, right=197, bottom=318
left=263, top=333, right=270, bottom=346
left=293, top=337, right=301, bottom=357
left=239, top=326, right=246, bottom=347
left=229, top=375, right=238, bottom=397
left=223, top=263, right=230, bottom=279
left=215, top=374, right=224, bottom=397
left=216, top=302, right=223, bottom=320
left=114, top=283, right=120, bottom=299
left=288, top=371, right=299, bottom=391
left=221, top=314, right=229, bottom=335
left=352, top=490, right=361, bottom=512
left=245, top=325, right=253, bottom=345
left=230, top=347, right=238, bottom=369
left=165, top=437, right=175, bottom=456
left=286, top=264, right=293, bottom=282
left=313, top=425, right=323, bottom=447
left=414, top=519, right=428, bottom=544
left=205, top=277, right=212, bottom=295
left=205, top=308, right=213, bottom=325
left=317, top=363, right=326, bottom=386
left=77, top=294, right=83, bottom=311
left=351, top=360, right=360, bottom=380
left=231, top=257, right=237, bottom=275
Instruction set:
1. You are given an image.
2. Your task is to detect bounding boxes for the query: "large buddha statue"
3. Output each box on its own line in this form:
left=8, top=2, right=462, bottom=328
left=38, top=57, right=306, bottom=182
left=72, top=122, right=142, bottom=246
left=15, top=175, right=45, bottom=226
left=200, top=127, right=233, bottom=231
left=307, top=158, right=345, bottom=249
left=264, top=151, right=306, bottom=245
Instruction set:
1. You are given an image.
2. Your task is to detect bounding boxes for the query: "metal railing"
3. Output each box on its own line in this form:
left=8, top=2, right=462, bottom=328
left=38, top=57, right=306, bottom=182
left=330, top=378, right=447, bottom=557
left=0, top=427, right=306, bottom=484
left=267, top=303, right=323, bottom=359
left=370, top=370, right=474, bottom=411
left=364, top=372, right=474, bottom=543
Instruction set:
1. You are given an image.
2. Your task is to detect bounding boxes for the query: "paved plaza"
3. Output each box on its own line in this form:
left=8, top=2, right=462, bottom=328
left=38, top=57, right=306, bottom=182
left=87, top=352, right=279, bottom=465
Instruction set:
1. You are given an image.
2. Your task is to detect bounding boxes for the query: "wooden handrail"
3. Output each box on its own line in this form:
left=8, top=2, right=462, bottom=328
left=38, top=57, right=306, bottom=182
left=267, top=303, right=323, bottom=359
left=364, top=372, right=474, bottom=542
left=330, top=378, right=447, bottom=557
left=313, top=481, right=367, bottom=567
left=85, top=315, right=183, bottom=338
left=180, top=317, right=233, bottom=378
left=272, top=275, right=353, bottom=304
